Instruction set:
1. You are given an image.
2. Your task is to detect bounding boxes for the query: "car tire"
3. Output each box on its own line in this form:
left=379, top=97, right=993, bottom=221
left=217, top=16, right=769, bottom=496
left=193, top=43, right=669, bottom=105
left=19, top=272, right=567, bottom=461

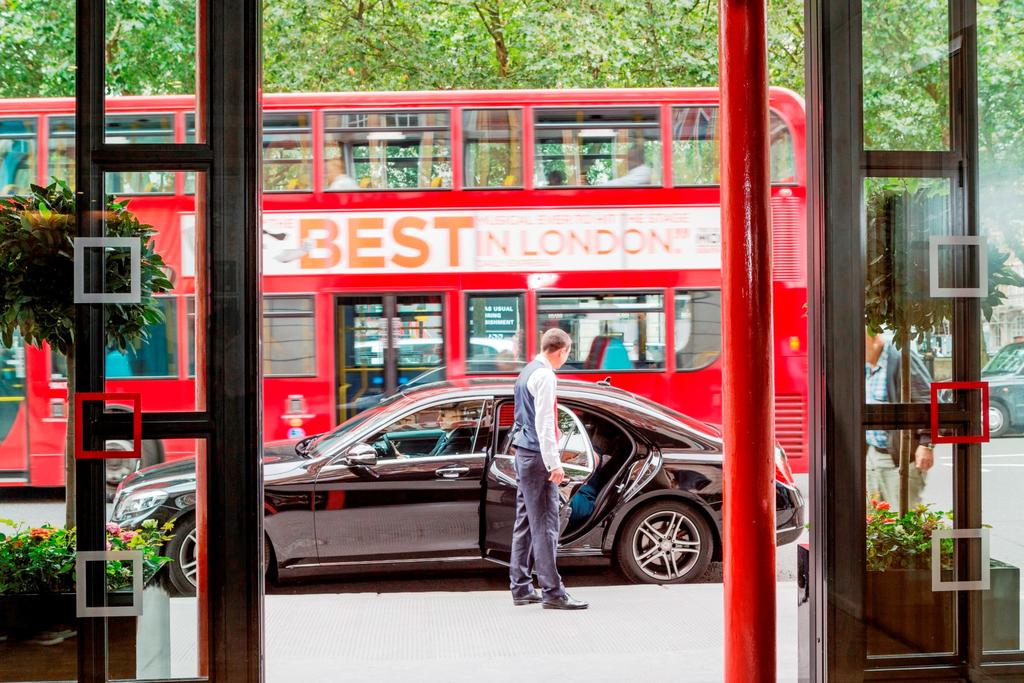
left=989, top=402, right=1011, bottom=438
left=615, top=499, right=714, bottom=584
left=164, top=513, right=198, bottom=597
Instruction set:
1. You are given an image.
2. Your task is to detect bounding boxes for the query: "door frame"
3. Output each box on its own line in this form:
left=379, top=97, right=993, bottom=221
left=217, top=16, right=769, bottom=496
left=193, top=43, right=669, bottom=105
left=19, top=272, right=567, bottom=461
left=75, top=0, right=263, bottom=680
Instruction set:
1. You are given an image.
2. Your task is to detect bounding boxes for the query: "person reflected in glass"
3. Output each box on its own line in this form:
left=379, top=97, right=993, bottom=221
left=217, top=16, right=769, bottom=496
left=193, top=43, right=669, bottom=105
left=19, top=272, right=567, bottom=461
left=545, top=169, right=566, bottom=186
left=864, top=331, right=934, bottom=508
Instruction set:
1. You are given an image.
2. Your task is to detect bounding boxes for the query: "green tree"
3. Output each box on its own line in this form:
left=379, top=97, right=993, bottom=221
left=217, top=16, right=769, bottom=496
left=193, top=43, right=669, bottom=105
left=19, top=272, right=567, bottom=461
left=0, top=181, right=172, bottom=525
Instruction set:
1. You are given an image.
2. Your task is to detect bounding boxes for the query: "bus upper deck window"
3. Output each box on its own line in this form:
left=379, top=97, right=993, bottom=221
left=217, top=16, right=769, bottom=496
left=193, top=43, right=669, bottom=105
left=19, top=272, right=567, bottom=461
left=671, top=107, right=796, bottom=185
left=533, top=107, right=661, bottom=188
left=105, top=113, right=176, bottom=194
left=0, top=118, right=37, bottom=196
left=263, top=112, right=313, bottom=193
left=323, top=110, right=452, bottom=191
left=463, top=109, right=522, bottom=189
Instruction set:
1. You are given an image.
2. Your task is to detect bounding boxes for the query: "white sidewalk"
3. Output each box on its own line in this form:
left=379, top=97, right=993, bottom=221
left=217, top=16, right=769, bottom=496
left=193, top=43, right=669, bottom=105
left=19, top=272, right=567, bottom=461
left=170, top=583, right=800, bottom=682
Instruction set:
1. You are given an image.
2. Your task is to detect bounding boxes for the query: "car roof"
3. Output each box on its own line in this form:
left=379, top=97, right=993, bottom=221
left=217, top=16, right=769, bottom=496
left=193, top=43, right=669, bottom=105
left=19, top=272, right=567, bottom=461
left=390, top=378, right=721, bottom=439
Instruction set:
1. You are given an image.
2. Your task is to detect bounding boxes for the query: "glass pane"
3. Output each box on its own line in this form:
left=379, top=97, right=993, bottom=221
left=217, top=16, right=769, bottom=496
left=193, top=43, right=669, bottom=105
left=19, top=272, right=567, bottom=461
left=977, top=1, right=1024, bottom=652
left=864, top=177, right=955, bottom=390
left=537, top=292, right=665, bottom=370
left=675, top=290, right=721, bottom=370
left=336, top=297, right=386, bottom=421
left=105, top=0, right=198, bottom=142
left=534, top=107, right=660, bottom=188
left=367, top=399, right=486, bottom=459
left=671, top=107, right=797, bottom=184
left=395, top=295, right=444, bottom=388
left=865, top=429, right=956, bottom=657
left=463, top=109, right=522, bottom=188
left=0, top=118, right=37, bottom=196
left=263, top=296, right=315, bottom=376
left=465, top=294, right=525, bottom=372
left=324, top=110, right=451, bottom=190
left=262, top=111, right=312, bottom=192
left=862, top=0, right=950, bottom=151
left=105, top=298, right=178, bottom=378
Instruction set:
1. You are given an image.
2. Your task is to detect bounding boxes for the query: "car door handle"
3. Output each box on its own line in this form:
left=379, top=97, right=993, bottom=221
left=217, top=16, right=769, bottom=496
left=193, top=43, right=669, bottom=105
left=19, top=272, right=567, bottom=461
left=435, top=465, right=470, bottom=479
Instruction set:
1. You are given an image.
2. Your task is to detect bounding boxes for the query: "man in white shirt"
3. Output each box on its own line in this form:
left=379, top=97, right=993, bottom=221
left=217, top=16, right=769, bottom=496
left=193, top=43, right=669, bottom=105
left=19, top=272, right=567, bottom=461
left=508, top=328, right=588, bottom=610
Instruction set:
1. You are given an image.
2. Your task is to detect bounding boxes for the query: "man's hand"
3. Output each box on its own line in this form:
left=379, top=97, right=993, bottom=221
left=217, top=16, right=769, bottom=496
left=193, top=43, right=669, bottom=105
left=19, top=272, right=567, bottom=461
left=549, top=466, right=566, bottom=484
left=915, top=445, right=934, bottom=472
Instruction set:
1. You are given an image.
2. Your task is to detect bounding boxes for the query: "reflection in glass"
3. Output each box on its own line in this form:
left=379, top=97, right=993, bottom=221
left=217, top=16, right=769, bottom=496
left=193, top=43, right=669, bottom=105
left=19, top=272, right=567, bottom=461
left=463, top=109, right=522, bottom=188
left=263, top=295, right=315, bottom=376
left=862, top=0, right=950, bottom=151
left=466, top=294, right=524, bottom=371
left=671, top=108, right=796, bottom=185
left=0, top=118, right=37, bottom=196
left=675, top=290, right=721, bottom=370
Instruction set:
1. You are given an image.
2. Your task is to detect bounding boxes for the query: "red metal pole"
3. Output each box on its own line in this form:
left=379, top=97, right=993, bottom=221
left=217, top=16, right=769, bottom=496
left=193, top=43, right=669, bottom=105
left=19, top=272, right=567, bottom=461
left=719, top=1, right=776, bottom=681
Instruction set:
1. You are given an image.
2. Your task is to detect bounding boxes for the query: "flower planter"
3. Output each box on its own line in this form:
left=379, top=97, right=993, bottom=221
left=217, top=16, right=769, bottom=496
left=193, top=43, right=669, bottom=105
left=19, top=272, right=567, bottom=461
left=866, top=560, right=1020, bottom=656
left=0, top=587, right=170, bottom=682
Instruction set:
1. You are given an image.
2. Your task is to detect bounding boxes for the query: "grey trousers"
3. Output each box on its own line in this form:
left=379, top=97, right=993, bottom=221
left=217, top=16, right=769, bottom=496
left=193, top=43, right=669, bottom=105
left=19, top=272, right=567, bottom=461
left=866, top=445, right=927, bottom=508
left=509, top=447, right=566, bottom=600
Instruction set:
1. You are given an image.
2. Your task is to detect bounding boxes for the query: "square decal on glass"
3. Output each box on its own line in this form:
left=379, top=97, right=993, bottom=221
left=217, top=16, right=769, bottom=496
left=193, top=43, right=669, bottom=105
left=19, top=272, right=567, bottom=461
left=930, top=381, right=989, bottom=444
left=929, top=235, right=987, bottom=298
left=75, top=550, right=144, bottom=617
left=931, top=528, right=990, bottom=592
left=73, top=236, right=141, bottom=304
left=74, top=392, right=142, bottom=459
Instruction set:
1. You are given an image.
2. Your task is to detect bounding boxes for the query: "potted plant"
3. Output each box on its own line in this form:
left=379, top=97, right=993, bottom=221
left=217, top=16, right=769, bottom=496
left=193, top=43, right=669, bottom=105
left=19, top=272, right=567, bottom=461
left=0, top=180, right=172, bottom=525
left=0, top=518, right=174, bottom=680
left=865, top=498, right=1020, bottom=656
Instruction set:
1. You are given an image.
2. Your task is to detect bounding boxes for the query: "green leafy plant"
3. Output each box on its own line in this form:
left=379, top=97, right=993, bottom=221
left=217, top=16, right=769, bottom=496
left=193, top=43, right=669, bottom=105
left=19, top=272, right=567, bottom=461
left=865, top=497, right=954, bottom=572
left=0, top=180, right=173, bottom=525
left=0, top=518, right=173, bottom=595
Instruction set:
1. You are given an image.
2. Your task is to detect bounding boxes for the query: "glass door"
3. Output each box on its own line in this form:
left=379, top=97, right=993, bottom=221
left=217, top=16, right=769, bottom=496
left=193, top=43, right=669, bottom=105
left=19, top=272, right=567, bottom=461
left=335, top=294, right=445, bottom=422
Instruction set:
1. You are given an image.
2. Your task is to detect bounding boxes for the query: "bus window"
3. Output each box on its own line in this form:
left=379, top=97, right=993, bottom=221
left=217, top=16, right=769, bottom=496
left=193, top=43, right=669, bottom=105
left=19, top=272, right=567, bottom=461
left=675, top=290, right=722, bottom=371
left=463, top=109, right=522, bottom=188
left=263, top=112, right=313, bottom=192
left=672, top=107, right=796, bottom=185
left=51, top=298, right=178, bottom=378
left=0, top=118, right=37, bottom=196
left=264, top=295, right=315, bottom=376
left=49, top=114, right=176, bottom=193
left=536, top=292, right=665, bottom=370
left=534, top=107, right=661, bottom=188
left=323, top=110, right=451, bottom=191
left=465, top=293, right=525, bottom=371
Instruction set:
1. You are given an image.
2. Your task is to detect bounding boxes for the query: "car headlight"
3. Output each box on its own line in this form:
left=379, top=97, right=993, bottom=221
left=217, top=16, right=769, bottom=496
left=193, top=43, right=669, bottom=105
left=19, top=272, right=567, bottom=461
left=111, top=489, right=168, bottom=522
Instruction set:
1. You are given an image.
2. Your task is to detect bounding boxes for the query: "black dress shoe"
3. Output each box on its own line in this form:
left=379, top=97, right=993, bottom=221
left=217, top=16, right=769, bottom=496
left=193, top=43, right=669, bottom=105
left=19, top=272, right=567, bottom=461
left=512, top=591, right=543, bottom=606
left=542, top=593, right=588, bottom=610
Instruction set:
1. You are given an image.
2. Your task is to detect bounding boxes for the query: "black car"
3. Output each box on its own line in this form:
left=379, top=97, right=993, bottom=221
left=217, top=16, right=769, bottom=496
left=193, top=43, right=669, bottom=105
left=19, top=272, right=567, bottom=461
left=982, top=341, right=1024, bottom=437
left=110, top=379, right=804, bottom=595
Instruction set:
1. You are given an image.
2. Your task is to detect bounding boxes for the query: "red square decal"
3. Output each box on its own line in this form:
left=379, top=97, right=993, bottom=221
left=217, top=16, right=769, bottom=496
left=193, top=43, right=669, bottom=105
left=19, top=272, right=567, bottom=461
left=74, top=392, right=143, bottom=459
left=930, top=381, right=989, bottom=444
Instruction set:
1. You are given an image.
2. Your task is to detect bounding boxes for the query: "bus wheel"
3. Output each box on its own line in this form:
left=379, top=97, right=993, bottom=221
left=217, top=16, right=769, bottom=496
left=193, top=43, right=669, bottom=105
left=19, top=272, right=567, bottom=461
left=165, top=513, right=198, bottom=597
left=615, top=500, right=713, bottom=584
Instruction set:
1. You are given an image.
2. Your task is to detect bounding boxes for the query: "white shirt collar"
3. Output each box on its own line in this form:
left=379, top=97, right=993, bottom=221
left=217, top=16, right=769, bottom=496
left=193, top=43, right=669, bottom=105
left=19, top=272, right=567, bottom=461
left=534, top=353, right=553, bottom=369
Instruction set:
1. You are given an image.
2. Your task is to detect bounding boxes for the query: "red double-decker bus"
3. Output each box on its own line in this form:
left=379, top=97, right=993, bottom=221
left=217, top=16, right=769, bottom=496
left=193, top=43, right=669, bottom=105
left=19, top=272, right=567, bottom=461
left=0, top=87, right=807, bottom=490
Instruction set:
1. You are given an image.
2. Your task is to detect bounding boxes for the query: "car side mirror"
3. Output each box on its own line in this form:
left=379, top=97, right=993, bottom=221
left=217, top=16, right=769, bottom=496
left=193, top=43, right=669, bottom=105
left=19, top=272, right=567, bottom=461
left=345, top=443, right=378, bottom=467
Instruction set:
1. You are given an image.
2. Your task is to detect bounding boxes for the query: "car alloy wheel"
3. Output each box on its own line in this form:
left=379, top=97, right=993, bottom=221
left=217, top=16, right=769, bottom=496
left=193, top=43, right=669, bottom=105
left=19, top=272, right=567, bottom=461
left=616, top=499, right=714, bottom=584
left=179, top=527, right=198, bottom=587
left=164, top=513, right=198, bottom=596
left=989, top=403, right=1010, bottom=438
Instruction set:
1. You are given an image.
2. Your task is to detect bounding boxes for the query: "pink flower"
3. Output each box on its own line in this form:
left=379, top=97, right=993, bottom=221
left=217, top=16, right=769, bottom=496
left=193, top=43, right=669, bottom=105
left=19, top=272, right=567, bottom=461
left=120, top=530, right=137, bottom=542
left=105, top=540, right=112, bottom=551
left=106, top=523, right=121, bottom=534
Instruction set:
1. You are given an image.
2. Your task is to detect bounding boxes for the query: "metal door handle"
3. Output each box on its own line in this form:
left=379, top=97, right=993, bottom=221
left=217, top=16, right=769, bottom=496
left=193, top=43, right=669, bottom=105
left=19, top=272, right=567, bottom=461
left=435, top=465, right=470, bottom=479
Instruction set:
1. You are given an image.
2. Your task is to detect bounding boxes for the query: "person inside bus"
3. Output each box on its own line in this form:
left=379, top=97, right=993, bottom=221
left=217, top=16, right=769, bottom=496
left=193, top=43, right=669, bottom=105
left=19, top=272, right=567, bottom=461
left=600, top=142, right=652, bottom=187
left=326, top=157, right=358, bottom=190
left=545, top=169, right=566, bottom=186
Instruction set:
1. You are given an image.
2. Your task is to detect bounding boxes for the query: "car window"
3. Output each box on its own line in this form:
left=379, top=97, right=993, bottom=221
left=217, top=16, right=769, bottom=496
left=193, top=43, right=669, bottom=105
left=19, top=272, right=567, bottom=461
left=493, top=403, right=595, bottom=482
left=365, top=399, right=488, bottom=460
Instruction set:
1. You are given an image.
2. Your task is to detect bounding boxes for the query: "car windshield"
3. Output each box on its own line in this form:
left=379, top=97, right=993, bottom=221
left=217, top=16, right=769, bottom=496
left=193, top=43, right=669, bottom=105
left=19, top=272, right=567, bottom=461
left=983, top=345, right=1024, bottom=375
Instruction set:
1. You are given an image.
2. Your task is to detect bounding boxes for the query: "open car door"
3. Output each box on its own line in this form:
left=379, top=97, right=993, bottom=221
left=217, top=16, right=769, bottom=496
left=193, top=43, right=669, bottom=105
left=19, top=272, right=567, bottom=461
left=481, top=400, right=595, bottom=564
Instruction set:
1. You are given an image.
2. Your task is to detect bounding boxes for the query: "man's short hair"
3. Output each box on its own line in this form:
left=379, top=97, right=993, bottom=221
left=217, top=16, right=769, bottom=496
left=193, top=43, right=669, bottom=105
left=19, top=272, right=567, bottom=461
left=541, top=328, right=572, bottom=353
